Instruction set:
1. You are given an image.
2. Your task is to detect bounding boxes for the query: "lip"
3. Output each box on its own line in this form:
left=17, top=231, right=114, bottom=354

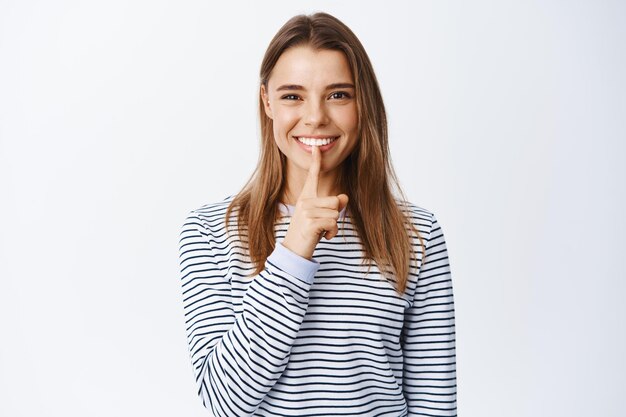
left=293, top=135, right=339, bottom=139
left=293, top=135, right=340, bottom=153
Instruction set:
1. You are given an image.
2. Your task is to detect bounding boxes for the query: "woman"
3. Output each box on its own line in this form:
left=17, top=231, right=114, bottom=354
left=178, top=12, right=457, bottom=416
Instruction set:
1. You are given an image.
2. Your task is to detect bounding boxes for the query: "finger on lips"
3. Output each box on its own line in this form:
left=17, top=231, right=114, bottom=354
left=300, top=144, right=321, bottom=200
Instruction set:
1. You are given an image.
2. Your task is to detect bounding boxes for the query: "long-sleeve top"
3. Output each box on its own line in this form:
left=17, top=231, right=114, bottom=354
left=178, top=194, right=457, bottom=416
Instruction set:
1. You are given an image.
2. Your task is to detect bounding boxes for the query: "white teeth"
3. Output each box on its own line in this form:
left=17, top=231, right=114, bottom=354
left=296, top=136, right=338, bottom=146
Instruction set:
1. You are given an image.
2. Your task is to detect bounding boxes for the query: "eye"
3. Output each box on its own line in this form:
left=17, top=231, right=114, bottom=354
left=281, top=94, right=300, bottom=100
left=330, top=91, right=352, bottom=100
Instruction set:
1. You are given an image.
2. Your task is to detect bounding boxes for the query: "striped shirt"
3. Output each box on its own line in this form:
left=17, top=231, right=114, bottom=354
left=178, top=195, right=457, bottom=416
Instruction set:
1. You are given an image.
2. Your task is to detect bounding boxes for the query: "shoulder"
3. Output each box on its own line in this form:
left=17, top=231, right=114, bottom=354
left=191, top=194, right=236, bottom=218
left=394, top=197, right=437, bottom=235
left=182, top=194, right=238, bottom=238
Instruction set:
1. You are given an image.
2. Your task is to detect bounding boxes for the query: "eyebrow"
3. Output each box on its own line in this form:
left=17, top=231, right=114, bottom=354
left=276, top=82, right=355, bottom=91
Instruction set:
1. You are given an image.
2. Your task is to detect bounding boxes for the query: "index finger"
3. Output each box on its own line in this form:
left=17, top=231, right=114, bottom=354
left=298, top=144, right=321, bottom=200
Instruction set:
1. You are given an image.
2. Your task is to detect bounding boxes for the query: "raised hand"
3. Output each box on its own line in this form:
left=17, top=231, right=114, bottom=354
left=281, top=145, right=349, bottom=260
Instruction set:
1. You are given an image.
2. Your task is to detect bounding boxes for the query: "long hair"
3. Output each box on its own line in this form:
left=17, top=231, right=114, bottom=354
left=225, top=11, right=426, bottom=296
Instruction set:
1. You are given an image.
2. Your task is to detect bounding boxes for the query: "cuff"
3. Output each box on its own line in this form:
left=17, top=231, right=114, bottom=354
left=267, top=241, right=320, bottom=285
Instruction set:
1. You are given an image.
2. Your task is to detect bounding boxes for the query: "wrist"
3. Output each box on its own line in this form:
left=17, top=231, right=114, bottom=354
left=282, top=236, right=312, bottom=260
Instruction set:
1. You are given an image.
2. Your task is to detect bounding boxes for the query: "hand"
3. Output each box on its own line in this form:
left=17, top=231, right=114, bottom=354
left=281, top=145, right=349, bottom=260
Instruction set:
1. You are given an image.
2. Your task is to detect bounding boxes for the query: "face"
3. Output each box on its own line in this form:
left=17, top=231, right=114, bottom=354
left=261, top=45, right=359, bottom=178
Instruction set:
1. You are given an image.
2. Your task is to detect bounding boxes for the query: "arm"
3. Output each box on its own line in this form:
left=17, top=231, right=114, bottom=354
left=402, top=212, right=457, bottom=416
left=178, top=210, right=319, bottom=416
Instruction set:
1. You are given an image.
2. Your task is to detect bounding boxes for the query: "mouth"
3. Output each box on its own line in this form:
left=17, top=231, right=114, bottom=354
left=292, top=135, right=340, bottom=153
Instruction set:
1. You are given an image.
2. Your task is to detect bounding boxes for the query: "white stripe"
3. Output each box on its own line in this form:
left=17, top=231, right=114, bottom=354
left=178, top=195, right=457, bottom=416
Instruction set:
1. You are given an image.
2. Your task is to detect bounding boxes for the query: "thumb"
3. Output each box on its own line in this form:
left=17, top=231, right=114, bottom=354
left=337, top=194, right=349, bottom=212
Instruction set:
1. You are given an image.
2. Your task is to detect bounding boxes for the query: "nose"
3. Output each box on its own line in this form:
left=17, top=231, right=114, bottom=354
left=303, top=98, right=329, bottom=127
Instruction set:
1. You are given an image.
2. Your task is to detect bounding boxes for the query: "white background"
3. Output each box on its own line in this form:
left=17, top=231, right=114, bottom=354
left=1, top=1, right=624, bottom=416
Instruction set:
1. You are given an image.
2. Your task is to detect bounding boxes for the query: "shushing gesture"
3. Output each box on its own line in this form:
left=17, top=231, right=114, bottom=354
left=281, top=145, right=349, bottom=260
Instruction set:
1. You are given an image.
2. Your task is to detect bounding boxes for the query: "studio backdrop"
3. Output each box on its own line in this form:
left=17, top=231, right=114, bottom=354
left=1, top=1, right=624, bottom=416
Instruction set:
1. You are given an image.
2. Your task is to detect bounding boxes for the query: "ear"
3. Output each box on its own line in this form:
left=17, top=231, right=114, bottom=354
left=260, top=84, right=273, bottom=120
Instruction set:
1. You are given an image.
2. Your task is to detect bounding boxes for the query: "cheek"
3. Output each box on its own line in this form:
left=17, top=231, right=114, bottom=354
left=334, top=106, right=358, bottom=131
left=273, top=108, right=299, bottom=130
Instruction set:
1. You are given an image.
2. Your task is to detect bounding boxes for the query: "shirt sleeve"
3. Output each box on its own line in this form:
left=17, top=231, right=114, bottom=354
left=401, top=212, right=457, bottom=416
left=178, top=210, right=320, bottom=416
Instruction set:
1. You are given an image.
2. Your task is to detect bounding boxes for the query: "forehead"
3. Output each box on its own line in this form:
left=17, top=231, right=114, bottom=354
left=268, top=45, right=353, bottom=88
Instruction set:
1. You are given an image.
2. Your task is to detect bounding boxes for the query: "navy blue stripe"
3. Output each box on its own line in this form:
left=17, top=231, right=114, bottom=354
left=179, top=195, right=457, bottom=416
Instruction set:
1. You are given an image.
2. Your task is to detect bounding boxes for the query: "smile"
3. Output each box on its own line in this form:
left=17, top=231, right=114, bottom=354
left=293, top=136, right=340, bottom=153
left=295, top=136, right=339, bottom=146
